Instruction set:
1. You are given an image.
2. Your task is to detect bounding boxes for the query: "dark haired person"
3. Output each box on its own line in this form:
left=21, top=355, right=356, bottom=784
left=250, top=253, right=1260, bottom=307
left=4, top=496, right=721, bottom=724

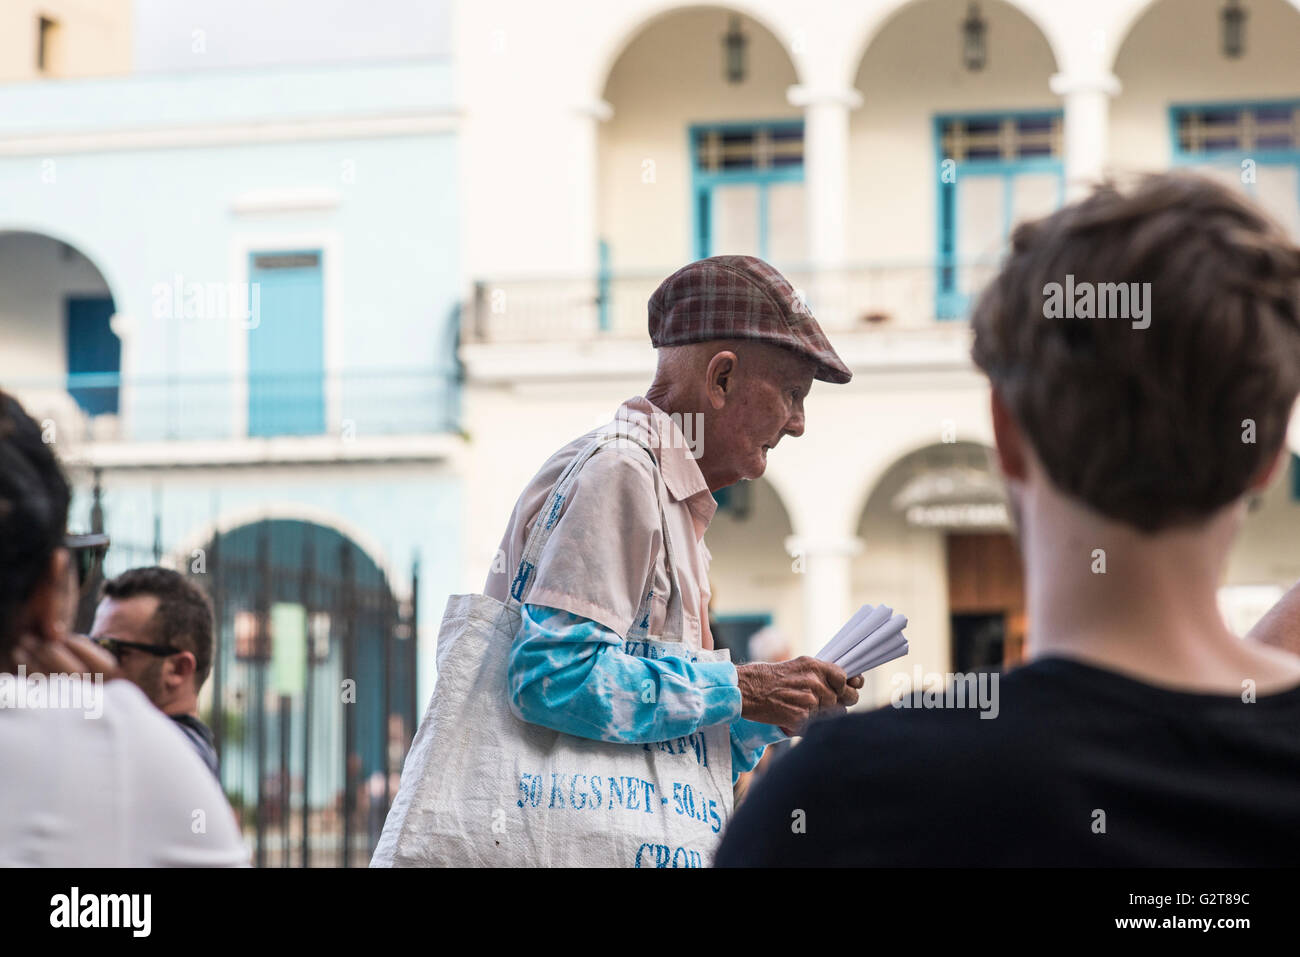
left=92, top=567, right=220, bottom=776
left=716, top=172, right=1300, bottom=866
left=0, top=390, right=247, bottom=866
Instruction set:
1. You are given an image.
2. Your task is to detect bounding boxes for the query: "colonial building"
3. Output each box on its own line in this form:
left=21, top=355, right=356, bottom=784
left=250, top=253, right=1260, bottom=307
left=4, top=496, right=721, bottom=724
left=455, top=0, right=1300, bottom=702
left=0, top=0, right=459, bottom=865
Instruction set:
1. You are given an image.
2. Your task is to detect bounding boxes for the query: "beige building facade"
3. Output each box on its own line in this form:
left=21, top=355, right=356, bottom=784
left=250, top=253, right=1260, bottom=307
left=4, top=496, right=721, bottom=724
left=456, top=0, right=1300, bottom=706
left=0, top=1, right=131, bottom=82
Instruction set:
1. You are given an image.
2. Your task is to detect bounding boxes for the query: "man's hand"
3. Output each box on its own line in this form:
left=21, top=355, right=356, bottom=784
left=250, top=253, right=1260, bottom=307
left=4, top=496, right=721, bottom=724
left=736, top=657, right=864, bottom=736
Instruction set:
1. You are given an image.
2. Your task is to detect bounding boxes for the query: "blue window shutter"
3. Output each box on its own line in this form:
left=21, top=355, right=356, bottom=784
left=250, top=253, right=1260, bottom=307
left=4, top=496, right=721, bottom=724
left=248, top=251, right=325, bottom=437
left=66, top=296, right=120, bottom=415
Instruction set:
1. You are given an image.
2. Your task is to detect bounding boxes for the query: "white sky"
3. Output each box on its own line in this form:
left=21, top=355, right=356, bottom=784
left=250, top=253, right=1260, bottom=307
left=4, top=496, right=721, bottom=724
left=133, top=0, right=452, bottom=71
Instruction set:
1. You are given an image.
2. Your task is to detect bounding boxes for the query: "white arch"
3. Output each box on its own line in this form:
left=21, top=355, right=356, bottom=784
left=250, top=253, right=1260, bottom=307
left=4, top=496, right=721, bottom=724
left=0, top=223, right=127, bottom=313
left=851, top=433, right=999, bottom=535
left=1106, top=0, right=1300, bottom=74
left=589, top=0, right=806, bottom=103
left=841, top=0, right=1064, bottom=91
left=169, top=502, right=398, bottom=592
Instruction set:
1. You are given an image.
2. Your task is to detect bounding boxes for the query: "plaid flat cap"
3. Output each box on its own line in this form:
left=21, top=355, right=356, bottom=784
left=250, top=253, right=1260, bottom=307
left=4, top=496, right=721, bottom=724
left=647, top=255, right=852, bottom=384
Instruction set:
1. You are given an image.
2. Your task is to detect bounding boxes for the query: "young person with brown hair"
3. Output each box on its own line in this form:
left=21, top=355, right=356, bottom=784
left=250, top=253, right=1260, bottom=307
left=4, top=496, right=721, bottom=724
left=716, top=172, right=1300, bottom=866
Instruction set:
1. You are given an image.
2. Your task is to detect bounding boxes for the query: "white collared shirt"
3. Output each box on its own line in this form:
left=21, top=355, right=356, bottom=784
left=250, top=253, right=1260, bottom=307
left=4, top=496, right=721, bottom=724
left=485, top=396, right=718, bottom=650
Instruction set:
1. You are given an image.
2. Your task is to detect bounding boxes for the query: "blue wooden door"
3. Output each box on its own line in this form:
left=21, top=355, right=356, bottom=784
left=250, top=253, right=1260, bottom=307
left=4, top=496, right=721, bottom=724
left=248, top=251, right=324, bottom=437
left=66, top=296, right=120, bottom=415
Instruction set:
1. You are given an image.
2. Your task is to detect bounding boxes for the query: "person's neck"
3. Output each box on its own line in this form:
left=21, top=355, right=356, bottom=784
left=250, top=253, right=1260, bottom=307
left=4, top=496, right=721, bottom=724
left=1019, top=479, right=1300, bottom=694
left=162, top=695, right=199, bottom=718
left=641, top=387, right=730, bottom=492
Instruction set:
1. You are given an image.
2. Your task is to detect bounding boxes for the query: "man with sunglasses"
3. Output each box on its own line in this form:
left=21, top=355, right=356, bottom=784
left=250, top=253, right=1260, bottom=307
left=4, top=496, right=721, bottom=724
left=91, top=567, right=220, bottom=777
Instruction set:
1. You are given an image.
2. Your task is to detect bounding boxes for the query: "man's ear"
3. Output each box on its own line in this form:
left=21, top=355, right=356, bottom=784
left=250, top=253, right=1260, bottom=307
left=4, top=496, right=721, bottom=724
left=705, top=350, right=739, bottom=410
left=25, top=548, right=71, bottom=643
left=166, top=650, right=197, bottom=689
left=1247, top=444, right=1289, bottom=493
left=990, top=387, right=1029, bottom=482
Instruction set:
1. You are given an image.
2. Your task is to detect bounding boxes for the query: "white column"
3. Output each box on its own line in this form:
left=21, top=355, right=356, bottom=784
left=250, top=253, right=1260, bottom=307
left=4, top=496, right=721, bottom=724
left=787, top=85, right=861, bottom=327
left=788, top=85, right=861, bottom=268
left=786, top=533, right=863, bottom=660
left=569, top=99, right=613, bottom=274
left=561, top=99, right=612, bottom=333
left=1049, top=72, right=1121, bottom=201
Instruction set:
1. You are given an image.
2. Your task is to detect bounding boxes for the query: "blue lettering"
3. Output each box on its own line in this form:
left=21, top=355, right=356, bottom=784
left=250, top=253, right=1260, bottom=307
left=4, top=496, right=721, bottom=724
left=509, top=561, right=535, bottom=601
left=569, top=774, right=588, bottom=810
left=544, top=493, right=565, bottom=529
left=635, top=844, right=700, bottom=868
left=635, top=843, right=669, bottom=868
left=691, top=732, right=708, bottom=768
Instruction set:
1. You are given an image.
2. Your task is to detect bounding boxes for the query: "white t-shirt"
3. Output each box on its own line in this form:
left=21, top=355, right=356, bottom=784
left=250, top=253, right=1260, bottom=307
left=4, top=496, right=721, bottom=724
left=0, top=675, right=249, bottom=866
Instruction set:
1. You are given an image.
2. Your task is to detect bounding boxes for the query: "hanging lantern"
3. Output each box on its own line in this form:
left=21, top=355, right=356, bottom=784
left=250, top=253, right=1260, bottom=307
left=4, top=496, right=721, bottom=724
left=962, top=2, right=987, bottom=72
left=1222, top=0, right=1246, bottom=58
left=723, top=16, right=747, bottom=84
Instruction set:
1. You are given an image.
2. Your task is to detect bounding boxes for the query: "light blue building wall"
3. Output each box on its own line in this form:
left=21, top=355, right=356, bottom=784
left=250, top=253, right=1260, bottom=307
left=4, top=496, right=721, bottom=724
left=0, top=58, right=462, bottom=712
left=0, top=61, right=460, bottom=441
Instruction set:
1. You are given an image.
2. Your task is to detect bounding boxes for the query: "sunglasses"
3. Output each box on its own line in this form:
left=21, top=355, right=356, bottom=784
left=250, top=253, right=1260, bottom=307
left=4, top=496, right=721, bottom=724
left=92, top=636, right=183, bottom=661
left=64, top=533, right=110, bottom=597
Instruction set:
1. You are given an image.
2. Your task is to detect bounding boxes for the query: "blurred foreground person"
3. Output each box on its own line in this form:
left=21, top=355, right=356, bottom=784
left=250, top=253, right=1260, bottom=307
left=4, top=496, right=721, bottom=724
left=0, top=391, right=247, bottom=866
left=92, top=567, right=221, bottom=776
left=718, top=173, right=1300, bottom=866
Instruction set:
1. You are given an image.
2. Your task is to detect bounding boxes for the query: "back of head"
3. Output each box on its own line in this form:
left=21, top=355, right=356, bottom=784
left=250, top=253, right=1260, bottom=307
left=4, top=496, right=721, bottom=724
left=0, top=391, right=70, bottom=655
left=101, top=567, right=216, bottom=691
left=971, top=172, right=1300, bottom=532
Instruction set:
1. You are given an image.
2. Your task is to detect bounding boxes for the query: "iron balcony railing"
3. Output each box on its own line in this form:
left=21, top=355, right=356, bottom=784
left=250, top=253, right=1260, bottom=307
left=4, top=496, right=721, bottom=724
left=3, top=367, right=461, bottom=445
left=465, top=260, right=1001, bottom=343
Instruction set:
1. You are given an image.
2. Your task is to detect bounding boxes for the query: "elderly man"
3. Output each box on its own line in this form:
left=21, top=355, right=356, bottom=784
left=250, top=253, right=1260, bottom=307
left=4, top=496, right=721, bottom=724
left=485, top=255, right=861, bottom=793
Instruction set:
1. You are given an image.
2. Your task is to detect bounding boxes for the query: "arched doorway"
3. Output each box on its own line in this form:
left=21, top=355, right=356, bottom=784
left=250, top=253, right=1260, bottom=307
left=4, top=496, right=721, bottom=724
left=853, top=439, right=1021, bottom=694
left=0, top=230, right=120, bottom=441
left=705, top=477, right=800, bottom=661
left=194, top=518, right=416, bottom=867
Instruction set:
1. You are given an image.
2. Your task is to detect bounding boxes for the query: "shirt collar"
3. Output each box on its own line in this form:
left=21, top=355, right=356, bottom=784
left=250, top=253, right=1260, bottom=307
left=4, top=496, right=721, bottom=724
left=613, top=396, right=717, bottom=535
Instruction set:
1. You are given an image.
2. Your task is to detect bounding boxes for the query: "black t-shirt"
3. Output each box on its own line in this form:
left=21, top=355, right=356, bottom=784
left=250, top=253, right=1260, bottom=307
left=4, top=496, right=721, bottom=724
left=715, top=656, right=1300, bottom=866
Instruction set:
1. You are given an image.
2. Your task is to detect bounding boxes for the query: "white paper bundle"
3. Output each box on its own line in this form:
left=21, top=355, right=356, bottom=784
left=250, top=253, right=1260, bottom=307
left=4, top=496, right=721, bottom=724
left=814, top=603, right=909, bottom=676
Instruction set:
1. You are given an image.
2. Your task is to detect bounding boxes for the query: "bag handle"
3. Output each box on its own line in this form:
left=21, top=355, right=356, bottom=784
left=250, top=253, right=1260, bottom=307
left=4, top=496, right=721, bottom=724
left=507, top=428, right=686, bottom=641
left=625, top=462, right=685, bottom=642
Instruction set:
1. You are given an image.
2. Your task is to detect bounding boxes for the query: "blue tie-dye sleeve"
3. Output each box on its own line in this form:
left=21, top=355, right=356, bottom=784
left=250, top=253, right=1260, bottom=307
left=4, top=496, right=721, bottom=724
left=729, top=717, right=789, bottom=777
left=508, top=604, right=787, bottom=784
